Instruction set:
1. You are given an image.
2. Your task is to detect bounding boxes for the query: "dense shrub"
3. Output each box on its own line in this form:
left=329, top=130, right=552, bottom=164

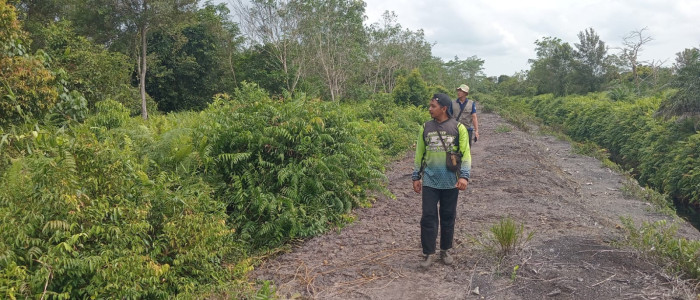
left=483, top=92, right=700, bottom=205
left=348, top=92, right=427, bottom=157
left=0, top=2, right=59, bottom=126
left=202, top=83, right=391, bottom=247
left=392, top=68, right=430, bottom=107
left=38, top=21, right=137, bottom=110
left=0, top=54, right=58, bottom=125
left=0, top=123, right=242, bottom=298
left=0, top=82, right=426, bottom=297
left=0, top=0, right=28, bottom=56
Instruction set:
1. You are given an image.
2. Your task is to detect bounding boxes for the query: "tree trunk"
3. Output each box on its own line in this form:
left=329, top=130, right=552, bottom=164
left=228, top=50, right=238, bottom=89
left=140, top=25, right=149, bottom=120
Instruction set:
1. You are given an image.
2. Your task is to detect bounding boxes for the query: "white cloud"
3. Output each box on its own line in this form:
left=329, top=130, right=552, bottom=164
left=221, top=0, right=699, bottom=76
left=365, top=0, right=700, bottom=76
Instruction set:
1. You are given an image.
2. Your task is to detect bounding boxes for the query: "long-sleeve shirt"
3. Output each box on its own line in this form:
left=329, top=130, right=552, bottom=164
left=412, top=118, right=471, bottom=189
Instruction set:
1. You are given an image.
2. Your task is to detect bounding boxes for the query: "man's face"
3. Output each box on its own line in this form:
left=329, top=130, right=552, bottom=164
left=457, top=89, right=468, bottom=98
left=428, top=99, right=445, bottom=118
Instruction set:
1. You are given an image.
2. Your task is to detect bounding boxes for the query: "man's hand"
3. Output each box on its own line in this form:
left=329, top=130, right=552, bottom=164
left=456, top=178, right=469, bottom=190
left=474, top=130, right=480, bottom=141
left=413, top=180, right=422, bottom=193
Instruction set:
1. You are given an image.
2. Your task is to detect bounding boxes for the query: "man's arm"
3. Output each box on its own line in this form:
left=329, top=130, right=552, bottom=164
left=456, top=124, right=471, bottom=190
left=458, top=124, right=471, bottom=180
left=412, top=125, right=426, bottom=181
left=412, top=125, right=426, bottom=193
left=471, top=102, right=479, bottom=139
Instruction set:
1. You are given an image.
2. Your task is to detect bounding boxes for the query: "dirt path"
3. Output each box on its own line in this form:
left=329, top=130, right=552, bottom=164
left=251, top=112, right=700, bottom=299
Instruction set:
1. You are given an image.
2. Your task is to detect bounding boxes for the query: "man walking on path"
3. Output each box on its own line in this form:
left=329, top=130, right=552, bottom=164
left=451, top=84, right=479, bottom=147
left=412, top=93, right=471, bottom=269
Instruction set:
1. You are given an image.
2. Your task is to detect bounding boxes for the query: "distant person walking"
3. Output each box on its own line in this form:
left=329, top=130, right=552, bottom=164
left=451, top=84, right=479, bottom=147
left=412, top=93, right=471, bottom=269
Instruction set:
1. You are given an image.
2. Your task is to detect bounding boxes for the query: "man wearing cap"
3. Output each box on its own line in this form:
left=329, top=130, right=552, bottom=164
left=451, top=84, right=479, bottom=147
left=412, top=93, right=471, bottom=269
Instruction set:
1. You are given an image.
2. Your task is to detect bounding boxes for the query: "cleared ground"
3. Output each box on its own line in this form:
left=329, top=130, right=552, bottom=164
left=251, top=112, right=700, bottom=300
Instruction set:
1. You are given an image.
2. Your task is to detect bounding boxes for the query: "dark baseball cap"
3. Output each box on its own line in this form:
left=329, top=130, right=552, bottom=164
left=432, top=93, right=452, bottom=108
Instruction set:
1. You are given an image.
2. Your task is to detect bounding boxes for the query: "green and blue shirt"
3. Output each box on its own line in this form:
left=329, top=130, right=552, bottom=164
left=412, top=118, right=471, bottom=189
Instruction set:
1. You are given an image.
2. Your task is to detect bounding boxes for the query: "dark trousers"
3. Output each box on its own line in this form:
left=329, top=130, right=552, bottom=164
left=421, top=186, right=459, bottom=255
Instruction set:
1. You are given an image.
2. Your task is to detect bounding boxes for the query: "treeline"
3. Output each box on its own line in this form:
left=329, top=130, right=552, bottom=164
left=490, top=28, right=699, bottom=125
left=480, top=27, right=700, bottom=206
left=2, top=0, right=490, bottom=123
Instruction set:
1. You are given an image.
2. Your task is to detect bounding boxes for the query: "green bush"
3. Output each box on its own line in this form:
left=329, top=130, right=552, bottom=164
left=0, top=80, right=426, bottom=297
left=0, top=123, right=242, bottom=298
left=347, top=93, right=428, bottom=158
left=47, top=89, right=89, bottom=125
left=392, top=68, right=430, bottom=107
left=620, top=217, right=700, bottom=280
left=87, top=100, right=130, bottom=130
left=0, top=54, right=58, bottom=126
left=39, top=21, right=135, bottom=110
left=489, top=92, right=700, bottom=205
left=202, top=83, right=390, bottom=247
left=0, top=0, right=28, bottom=56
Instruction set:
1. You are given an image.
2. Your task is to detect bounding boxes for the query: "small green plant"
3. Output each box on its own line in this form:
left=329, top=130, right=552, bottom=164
left=495, top=124, right=512, bottom=133
left=571, top=141, right=609, bottom=160
left=472, top=217, right=534, bottom=258
left=619, top=217, right=700, bottom=280
left=608, top=85, right=632, bottom=101
left=620, top=179, right=674, bottom=214
left=511, top=265, right=520, bottom=281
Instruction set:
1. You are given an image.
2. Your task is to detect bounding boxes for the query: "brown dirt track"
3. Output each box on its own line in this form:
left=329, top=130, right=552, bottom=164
left=251, top=111, right=700, bottom=300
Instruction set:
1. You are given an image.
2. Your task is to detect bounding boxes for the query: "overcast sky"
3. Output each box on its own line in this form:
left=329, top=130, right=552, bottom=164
left=363, top=0, right=700, bottom=77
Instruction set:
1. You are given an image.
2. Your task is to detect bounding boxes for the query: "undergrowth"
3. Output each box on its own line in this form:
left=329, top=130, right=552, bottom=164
left=0, top=83, right=427, bottom=298
left=619, top=217, right=700, bottom=281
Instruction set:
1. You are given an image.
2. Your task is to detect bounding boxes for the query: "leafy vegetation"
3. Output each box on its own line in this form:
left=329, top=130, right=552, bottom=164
left=471, top=217, right=534, bottom=258
left=481, top=92, right=700, bottom=206
left=0, top=80, right=426, bottom=297
left=392, top=68, right=430, bottom=107
left=0, top=2, right=56, bottom=126
left=620, top=217, right=700, bottom=280
left=3, top=0, right=700, bottom=296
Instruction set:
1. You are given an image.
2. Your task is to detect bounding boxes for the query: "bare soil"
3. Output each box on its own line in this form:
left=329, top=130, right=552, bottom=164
left=251, top=112, right=700, bottom=300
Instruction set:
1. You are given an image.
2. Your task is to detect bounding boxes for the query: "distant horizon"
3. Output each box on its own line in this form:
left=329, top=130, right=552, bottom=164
left=363, top=0, right=700, bottom=77
left=218, top=0, right=700, bottom=77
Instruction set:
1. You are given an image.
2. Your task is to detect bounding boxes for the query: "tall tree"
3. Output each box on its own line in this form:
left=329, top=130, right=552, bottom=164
left=122, top=0, right=199, bottom=119
left=146, top=3, right=241, bottom=112
left=528, top=37, right=574, bottom=96
left=10, top=0, right=69, bottom=49
left=572, top=27, right=607, bottom=93
left=674, top=47, right=700, bottom=70
left=496, top=71, right=530, bottom=97
left=61, top=0, right=198, bottom=119
left=442, top=55, right=485, bottom=91
left=657, top=47, right=700, bottom=123
left=1, top=0, right=59, bottom=126
left=365, top=11, right=432, bottom=93
left=294, top=0, right=367, bottom=101
left=621, top=27, right=652, bottom=94
left=231, top=0, right=304, bottom=95
left=392, top=68, right=429, bottom=107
